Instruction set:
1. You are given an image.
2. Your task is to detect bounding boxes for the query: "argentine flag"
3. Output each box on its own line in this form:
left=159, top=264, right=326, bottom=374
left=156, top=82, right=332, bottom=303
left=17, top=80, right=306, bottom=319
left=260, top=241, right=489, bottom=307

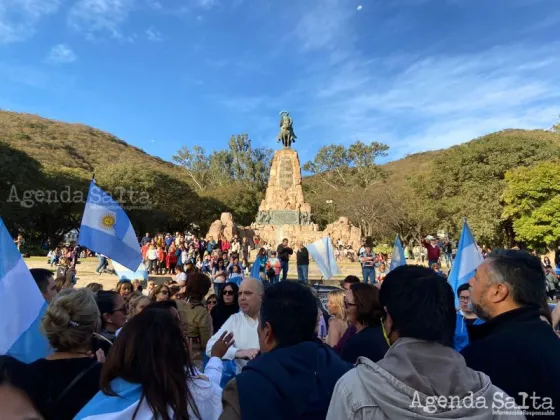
left=448, top=220, right=484, bottom=306
left=306, top=237, right=339, bottom=280
left=0, top=218, right=51, bottom=363
left=112, top=261, right=148, bottom=281
left=389, top=234, right=406, bottom=271
left=76, top=358, right=223, bottom=419
left=78, top=181, right=142, bottom=271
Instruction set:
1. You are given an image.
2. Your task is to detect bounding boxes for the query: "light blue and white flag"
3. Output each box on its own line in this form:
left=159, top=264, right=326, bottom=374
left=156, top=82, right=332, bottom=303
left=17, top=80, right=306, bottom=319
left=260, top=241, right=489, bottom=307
left=306, top=237, right=339, bottom=280
left=75, top=378, right=145, bottom=420
left=78, top=181, right=142, bottom=271
left=0, top=218, right=51, bottom=363
left=76, top=358, right=223, bottom=419
left=112, top=261, right=148, bottom=281
left=389, top=234, right=406, bottom=271
left=448, top=220, right=484, bottom=306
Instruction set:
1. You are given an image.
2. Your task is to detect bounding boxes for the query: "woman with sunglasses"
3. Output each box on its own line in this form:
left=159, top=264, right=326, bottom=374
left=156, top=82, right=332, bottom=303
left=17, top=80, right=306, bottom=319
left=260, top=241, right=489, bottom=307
left=206, top=294, right=218, bottom=313
left=340, top=283, right=388, bottom=364
left=93, top=291, right=128, bottom=355
left=211, top=282, right=239, bottom=333
left=151, top=284, right=170, bottom=302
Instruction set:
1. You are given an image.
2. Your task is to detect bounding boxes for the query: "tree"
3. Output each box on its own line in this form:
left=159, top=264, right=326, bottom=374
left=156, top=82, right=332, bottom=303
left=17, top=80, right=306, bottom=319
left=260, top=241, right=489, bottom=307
left=96, top=164, right=203, bottom=234
left=502, top=161, right=560, bottom=248
left=411, top=130, right=560, bottom=246
left=172, top=145, right=210, bottom=191
left=173, top=135, right=272, bottom=192
left=302, top=141, right=388, bottom=191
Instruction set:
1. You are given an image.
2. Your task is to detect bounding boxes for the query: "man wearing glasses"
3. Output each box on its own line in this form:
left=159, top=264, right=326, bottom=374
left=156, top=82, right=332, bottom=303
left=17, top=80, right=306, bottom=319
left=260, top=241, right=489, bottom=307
left=453, top=283, right=482, bottom=351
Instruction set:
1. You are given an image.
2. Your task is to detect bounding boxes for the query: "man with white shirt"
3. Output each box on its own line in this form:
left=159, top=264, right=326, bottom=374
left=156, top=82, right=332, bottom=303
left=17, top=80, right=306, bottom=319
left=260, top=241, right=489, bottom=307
left=206, top=277, right=263, bottom=373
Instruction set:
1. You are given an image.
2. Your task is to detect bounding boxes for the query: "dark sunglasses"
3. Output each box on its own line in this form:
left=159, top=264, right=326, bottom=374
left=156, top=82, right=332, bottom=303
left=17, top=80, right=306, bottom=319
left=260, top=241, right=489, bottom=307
left=222, top=290, right=234, bottom=296
left=208, top=300, right=217, bottom=305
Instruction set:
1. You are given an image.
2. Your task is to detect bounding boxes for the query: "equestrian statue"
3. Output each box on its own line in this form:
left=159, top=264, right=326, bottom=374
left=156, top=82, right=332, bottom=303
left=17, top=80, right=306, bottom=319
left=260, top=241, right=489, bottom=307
left=277, top=111, right=297, bottom=148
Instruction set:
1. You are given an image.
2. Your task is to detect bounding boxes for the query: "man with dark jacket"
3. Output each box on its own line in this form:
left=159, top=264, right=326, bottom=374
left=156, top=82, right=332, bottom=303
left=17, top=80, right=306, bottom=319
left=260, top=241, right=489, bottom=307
left=462, top=250, right=560, bottom=416
left=220, top=281, right=352, bottom=420
left=276, top=238, right=293, bottom=282
left=296, top=242, right=310, bottom=283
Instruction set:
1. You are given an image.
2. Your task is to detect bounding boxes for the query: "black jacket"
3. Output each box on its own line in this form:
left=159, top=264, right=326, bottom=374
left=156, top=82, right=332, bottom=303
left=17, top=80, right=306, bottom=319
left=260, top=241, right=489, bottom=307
left=277, top=244, right=293, bottom=262
left=297, top=247, right=309, bottom=265
left=461, top=307, right=560, bottom=415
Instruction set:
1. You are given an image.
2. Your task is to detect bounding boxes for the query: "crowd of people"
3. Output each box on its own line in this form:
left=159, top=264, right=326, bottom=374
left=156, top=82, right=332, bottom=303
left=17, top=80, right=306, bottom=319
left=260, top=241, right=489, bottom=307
left=3, top=228, right=560, bottom=419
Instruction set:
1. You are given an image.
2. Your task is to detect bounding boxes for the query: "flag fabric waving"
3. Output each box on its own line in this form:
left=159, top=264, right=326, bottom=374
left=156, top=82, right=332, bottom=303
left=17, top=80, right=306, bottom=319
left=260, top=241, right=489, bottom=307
left=448, top=219, right=484, bottom=306
left=306, top=237, right=339, bottom=280
left=389, top=234, right=406, bottom=271
left=0, top=218, right=51, bottom=363
left=78, top=181, right=142, bottom=271
left=112, top=261, right=148, bottom=281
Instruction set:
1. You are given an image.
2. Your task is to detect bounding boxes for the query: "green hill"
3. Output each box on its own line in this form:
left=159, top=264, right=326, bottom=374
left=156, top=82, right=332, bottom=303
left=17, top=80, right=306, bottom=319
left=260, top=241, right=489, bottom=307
left=0, top=111, right=176, bottom=176
left=1, top=110, right=559, bottom=248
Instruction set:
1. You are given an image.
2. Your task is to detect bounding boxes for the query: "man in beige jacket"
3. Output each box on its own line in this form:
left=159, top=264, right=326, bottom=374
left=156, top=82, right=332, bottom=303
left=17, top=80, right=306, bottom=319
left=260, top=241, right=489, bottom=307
left=326, top=265, right=524, bottom=420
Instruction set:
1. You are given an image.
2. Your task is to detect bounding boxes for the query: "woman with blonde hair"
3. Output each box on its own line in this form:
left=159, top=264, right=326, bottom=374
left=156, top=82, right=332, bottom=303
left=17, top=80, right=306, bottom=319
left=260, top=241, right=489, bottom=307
left=128, top=294, right=151, bottom=319
left=25, top=288, right=103, bottom=419
left=325, top=289, right=348, bottom=347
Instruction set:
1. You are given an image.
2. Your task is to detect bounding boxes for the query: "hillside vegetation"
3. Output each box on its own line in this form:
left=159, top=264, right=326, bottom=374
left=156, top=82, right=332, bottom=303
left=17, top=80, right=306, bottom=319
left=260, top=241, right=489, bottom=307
left=1, top=110, right=559, bottom=249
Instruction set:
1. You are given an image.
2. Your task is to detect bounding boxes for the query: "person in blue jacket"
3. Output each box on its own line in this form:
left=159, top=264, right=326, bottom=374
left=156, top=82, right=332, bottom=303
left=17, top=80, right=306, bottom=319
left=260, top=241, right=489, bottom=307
left=453, top=283, right=483, bottom=351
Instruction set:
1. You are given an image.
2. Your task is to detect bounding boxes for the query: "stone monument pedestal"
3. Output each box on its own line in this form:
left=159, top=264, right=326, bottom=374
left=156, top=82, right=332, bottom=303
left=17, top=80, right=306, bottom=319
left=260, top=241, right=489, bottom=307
left=255, top=148, right=313, bottom=226
left=204, top=124, right=361, bottom=251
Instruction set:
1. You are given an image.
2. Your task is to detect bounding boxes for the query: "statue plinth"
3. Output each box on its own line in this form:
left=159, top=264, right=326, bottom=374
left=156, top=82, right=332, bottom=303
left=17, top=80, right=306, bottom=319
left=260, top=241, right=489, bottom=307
left=204, top=113, right=362, bottom=251
left=255, top=148, right=313, bottom=225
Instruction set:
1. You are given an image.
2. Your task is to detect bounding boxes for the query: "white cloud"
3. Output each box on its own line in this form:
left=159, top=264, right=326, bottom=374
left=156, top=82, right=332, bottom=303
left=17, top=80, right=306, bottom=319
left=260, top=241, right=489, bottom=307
left=69, top=0, right=136, bottom=39
left=297, top=43, right=560, bottom=158
left=0, top=0, right=61, bottom=43
left=47, top=44, right=77, bottom=63
left=196, top=0, right=219, bottom=9
left=294, top=0, right=353, bottom=51
left=145, top=0, right=162, bottom=9
left=145, top=26, right=162, bottom=41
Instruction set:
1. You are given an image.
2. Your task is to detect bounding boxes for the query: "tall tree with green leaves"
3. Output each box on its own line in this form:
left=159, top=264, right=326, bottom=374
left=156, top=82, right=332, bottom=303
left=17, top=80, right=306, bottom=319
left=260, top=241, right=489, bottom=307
left=502, top=161, right=560, bottom=248
left=411, top=130, right=560, bottom=245
left=303, top=140, right=389, bottom=234
left=173, top=135, right=272, bottom=221
left=303, top=141, right=388, bottom=191
left=172, top=145, right=210, bottom=191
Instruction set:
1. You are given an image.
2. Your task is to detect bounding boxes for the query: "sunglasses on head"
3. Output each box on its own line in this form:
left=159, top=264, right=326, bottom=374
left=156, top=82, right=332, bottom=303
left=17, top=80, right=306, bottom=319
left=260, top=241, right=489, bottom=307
left=222, top=290, right=234, bottom=296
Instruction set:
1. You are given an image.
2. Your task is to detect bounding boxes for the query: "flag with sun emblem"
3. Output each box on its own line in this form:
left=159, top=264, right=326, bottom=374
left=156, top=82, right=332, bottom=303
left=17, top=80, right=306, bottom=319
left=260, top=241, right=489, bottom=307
left=77, top=181, right=142, bottom=271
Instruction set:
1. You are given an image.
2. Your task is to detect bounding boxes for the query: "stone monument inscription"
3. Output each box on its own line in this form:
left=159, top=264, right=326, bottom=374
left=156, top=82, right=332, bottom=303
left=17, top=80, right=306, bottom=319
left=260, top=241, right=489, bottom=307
left=277, top=157, right=294, bottom=189
left=270, top=210, right=300, bottom=225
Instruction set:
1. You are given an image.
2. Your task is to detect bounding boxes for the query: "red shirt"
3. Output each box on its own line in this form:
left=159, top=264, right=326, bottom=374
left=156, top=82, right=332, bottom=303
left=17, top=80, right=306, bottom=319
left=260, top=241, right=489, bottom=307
left=422, top=240, right=441, bottom=260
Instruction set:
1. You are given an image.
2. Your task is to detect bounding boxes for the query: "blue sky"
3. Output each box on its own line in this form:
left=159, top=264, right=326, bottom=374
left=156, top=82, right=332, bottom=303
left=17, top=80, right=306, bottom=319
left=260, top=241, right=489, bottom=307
left=0, top=0, right=559, bottom=164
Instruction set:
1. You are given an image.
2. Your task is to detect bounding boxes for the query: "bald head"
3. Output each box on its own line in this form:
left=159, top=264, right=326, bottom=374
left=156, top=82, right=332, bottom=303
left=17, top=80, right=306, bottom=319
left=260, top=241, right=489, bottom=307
left=241, top=277, right=264, bottom=294
left=239, top=277, right=263, bottom=318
